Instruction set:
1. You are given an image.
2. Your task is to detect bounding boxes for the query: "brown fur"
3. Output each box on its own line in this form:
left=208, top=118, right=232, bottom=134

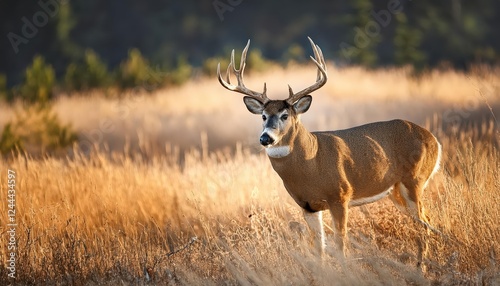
left=264, top=102, right=441, bottom=264
left=218, top=38, right=441, bottom=269
left=269, top=118, right=440, bottom=211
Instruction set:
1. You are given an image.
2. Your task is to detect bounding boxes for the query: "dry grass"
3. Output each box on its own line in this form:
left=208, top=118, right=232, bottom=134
left=2, top=64, right=497, bottom=154
left=0, top=65, right=499, bottom=285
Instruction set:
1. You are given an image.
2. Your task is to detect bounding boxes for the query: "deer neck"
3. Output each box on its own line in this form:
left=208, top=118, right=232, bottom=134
left=266, top=121, right=317, bottom=160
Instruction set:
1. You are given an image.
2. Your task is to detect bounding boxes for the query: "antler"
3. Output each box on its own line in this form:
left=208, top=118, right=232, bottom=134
left=217, top=40, right=269, bottom=104
left=286, top=37, right=328, bottom=105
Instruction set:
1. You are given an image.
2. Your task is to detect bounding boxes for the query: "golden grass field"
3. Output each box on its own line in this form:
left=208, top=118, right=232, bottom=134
left=1, top=64, right=499, bottom=285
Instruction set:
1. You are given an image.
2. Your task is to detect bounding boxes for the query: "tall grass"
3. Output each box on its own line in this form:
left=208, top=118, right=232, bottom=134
left=0, top=65, right=499, bottom=284
left=0, top=123, right=498, bottom=284
left=2, top=64, right=497, bottom=155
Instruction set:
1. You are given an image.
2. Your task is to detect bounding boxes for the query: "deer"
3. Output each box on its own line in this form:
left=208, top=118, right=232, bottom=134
left=217, top=37, right=442, bottom=269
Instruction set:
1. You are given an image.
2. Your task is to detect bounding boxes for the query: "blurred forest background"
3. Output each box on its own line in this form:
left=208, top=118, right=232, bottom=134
left=0, top=0, right=499, bottom=154
left=1, top=0, right=500, bottom=91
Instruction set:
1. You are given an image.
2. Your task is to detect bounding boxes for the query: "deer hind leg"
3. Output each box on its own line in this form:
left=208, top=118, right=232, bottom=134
left=328, top=202, right=349, bottom=257
left=302, top=209, right=326, bottom=256
left=390, top=182, right=431, bottom=270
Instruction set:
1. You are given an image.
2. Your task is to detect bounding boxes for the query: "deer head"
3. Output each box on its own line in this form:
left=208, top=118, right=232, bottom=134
left=217, top=37, right=327, bottom=150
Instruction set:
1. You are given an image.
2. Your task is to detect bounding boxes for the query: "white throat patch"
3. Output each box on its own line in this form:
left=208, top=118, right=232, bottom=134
left=266, top=145, right=290, bottom=158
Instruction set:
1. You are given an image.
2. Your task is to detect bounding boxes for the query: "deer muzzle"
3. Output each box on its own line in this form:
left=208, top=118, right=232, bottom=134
left=260, top=133, right=275, bottom=146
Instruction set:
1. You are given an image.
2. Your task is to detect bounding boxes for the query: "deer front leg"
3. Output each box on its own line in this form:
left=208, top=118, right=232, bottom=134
left=302, top=209, right=325, bottom=256
left=329, top=202, right=349, bottom=257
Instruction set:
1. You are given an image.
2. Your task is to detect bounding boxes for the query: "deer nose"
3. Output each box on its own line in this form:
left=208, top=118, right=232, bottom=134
left=260, top=133, right=274, bottom=146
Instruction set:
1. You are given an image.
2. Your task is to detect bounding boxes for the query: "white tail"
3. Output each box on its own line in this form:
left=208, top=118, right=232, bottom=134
left=218, top=37, right=442, bottom=269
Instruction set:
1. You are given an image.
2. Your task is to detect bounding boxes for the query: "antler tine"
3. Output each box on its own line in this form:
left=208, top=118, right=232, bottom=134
left=286, top=37, right=328, bottom=105
left=309, top=37, right=327, bottom=81
left=217, top=40, right=269, bottom=104
left=313, top=44, right=327, bottom=81
left=230, top=49, right=236, bottom=72
left=239, top=40, right=250, bottom=79
left=225, top=60, right=232, bottom=84
left=309, top=37, right=320, bottom=62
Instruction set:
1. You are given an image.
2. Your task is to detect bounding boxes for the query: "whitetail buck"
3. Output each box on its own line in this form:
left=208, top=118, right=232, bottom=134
left=217, top=38, right=442, bottom=268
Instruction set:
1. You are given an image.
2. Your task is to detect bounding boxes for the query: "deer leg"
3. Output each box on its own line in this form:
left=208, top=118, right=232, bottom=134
left=302, top=209, right=325, bottom=256
left=329, top=202, right=348, bottom=257
left=392, top=182, right=431, bottom=271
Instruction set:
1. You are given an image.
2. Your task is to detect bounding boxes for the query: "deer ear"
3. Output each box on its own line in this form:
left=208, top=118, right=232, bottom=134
left=243, top=96, right=265, bottom=114
left=293, top=95, right=312, bottom=114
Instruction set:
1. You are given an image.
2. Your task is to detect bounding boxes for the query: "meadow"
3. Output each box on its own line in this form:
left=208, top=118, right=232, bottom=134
left=0, top=64, right=499, bottom=285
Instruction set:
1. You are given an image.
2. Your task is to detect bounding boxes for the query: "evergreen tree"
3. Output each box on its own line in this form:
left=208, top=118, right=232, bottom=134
left=20, top=56, right=55, bottom=104
left=65, top=50, right=110, bottom=91
left=394, top=13, right=426, bottom=69
left=343, top=0, right=380, bottom=67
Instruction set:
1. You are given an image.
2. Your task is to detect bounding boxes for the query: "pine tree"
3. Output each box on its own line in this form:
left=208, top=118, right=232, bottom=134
left=394, top=13, right=426, bottom=69
left=20, top=56, right=55, bottom=104
left=345, top=0, right=380, bottom=67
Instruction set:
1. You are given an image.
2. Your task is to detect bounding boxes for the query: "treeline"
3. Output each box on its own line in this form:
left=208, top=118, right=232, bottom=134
left=0, top=46, right=270, bottom=104
left=0, top=49, right=195, bottom=103
left=0, top=42, right=270, bottom=154
left=1, top=0, right=500, bottom=91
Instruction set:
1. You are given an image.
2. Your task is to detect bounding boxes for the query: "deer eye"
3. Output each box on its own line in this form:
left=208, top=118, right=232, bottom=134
left=262, top=115, right=267, bottom=121
left=281, top=114, right=288, bottom=121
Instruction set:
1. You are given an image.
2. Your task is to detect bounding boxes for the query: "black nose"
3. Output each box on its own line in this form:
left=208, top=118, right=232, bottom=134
left=260, top=133, right=274, bottom=146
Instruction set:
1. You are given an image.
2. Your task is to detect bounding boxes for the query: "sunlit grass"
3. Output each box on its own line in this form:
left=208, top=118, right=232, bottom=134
left=0, top=126, right=498, bottom=284
left=2, top=64, right=497, bottom=154
left=0, top=65, right=499, bottom=284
